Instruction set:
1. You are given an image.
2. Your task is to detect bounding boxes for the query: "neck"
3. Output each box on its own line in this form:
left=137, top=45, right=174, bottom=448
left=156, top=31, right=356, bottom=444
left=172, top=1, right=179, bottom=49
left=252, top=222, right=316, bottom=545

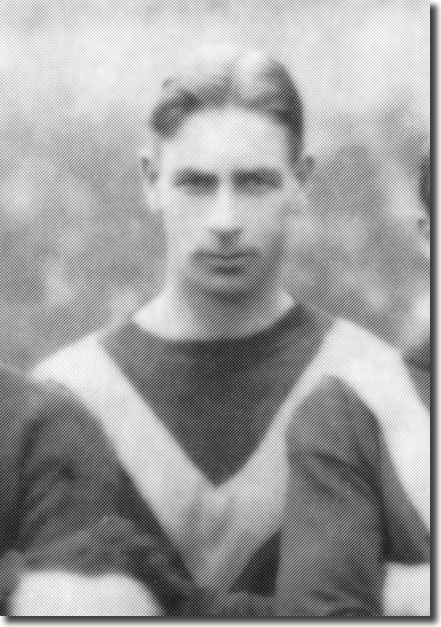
left=134, top=278, right=294, bottom=341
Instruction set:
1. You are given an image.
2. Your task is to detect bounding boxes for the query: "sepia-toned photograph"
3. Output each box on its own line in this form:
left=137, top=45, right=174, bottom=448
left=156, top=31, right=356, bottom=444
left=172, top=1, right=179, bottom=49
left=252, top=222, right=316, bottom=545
left=0, top=0, right=430, bottom=617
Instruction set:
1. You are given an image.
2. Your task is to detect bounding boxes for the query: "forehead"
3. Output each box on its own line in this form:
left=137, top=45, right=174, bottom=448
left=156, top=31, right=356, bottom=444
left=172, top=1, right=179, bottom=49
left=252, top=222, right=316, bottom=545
left=158, top=108, right=291, bottom=172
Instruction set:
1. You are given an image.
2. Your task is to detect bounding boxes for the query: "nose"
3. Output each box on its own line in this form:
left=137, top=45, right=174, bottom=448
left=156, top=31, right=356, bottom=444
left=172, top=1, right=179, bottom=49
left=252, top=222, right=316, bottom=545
left=207, top=186, right=240, bottom=235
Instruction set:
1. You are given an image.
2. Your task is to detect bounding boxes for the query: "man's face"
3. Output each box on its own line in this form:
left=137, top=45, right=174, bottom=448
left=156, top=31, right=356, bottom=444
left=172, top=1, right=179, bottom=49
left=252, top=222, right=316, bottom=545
left=146, top=108, right=305, bottom=297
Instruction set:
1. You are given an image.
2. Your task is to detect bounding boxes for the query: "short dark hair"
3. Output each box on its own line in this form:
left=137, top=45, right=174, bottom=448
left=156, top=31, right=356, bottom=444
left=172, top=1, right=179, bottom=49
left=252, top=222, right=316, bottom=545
left=419, top=152, right=430, bottom=213
left=149, top=45, right=304, bottom=162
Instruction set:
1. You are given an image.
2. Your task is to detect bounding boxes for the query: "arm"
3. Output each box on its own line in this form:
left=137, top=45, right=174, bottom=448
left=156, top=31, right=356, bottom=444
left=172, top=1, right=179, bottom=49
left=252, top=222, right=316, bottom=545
left=275, top=376, right=430, bottom=617
left=6, top=382, right=165, bottom=616
left=275, top=377, right=385, bottom=617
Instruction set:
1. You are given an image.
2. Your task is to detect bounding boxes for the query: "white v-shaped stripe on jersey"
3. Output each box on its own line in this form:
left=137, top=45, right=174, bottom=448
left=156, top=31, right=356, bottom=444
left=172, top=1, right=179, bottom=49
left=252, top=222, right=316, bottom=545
left=33, top=333, right=329, bottom=589
left=33, top=317, right=429, bottom=589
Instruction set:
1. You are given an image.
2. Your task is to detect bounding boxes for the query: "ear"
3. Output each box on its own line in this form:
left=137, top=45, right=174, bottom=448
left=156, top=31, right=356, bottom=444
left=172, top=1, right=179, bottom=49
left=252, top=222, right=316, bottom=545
left=295, top=154, right=315, bottom=186
left=139, top=152, right=160, bottom=212
left=287, top=155, right=315, bottom=215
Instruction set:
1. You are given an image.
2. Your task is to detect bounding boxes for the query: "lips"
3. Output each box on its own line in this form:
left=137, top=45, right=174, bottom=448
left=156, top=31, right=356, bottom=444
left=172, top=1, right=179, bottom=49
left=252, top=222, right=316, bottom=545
left=206, top=251, right=251, bottom=262
left=209, top=253, right=248, bottom=262
left=197, top=250, right=254, bottom=271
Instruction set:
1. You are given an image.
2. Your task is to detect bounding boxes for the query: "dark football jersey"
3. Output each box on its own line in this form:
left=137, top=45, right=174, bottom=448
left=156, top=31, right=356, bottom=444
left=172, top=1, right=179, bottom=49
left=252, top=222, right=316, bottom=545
left=33, top=303, right=429, bottom=616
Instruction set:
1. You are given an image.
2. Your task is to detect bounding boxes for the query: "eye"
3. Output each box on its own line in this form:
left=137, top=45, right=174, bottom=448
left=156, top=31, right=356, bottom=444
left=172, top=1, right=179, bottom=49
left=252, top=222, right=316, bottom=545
left=234, top=171, right=282, bottom=194
left=173, top=171, right=217, bottom=194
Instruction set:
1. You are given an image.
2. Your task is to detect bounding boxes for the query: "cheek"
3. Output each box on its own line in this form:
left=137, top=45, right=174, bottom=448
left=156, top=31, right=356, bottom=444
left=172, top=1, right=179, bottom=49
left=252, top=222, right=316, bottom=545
left=162, top=202, right=204, bottom=255
left=164, top=217, right=196, bottom=251
left=163, top=189, right=206, bottom=223
left=247, top=197, right=290, bottom=234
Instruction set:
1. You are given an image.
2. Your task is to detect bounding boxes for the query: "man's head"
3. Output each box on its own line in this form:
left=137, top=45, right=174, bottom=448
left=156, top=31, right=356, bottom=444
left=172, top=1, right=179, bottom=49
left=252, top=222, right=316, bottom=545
left=141, top=46, right=312, bottom=298
left=418, top=152, right=430, bottom=253
left=400, top=151, right=430, bottom=362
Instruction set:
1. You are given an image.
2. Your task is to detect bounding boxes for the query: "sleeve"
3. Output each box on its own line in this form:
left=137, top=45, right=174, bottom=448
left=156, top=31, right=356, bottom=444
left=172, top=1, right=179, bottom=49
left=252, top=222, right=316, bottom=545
left=2, top=381, right=198, bottom=614
left=16, top=382, right=126, bottom=555
left=274, top=376, right=385, bottom=617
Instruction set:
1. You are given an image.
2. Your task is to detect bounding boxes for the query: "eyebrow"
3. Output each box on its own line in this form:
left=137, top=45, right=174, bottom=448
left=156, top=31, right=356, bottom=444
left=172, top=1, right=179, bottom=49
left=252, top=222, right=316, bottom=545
left=232, top=168, right=283, bottom=187
left=172, top=167, right=283, bottom=186
left=172, top=169, right=218, bottom=186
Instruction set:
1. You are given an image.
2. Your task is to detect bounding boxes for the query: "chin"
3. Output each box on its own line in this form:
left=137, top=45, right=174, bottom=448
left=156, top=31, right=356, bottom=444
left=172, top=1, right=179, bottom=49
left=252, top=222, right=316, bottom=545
left=204, top=281, right=252, bottom=299
left=186, top=260, right=276, bottom=299
left=197, top=273, right=255, bottom=298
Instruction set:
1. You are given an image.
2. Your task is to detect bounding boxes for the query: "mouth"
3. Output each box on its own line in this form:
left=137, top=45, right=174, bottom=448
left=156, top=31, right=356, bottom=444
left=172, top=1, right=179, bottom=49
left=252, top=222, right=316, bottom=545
left=196, top=250, right=254, bottom=272
left=205, top=251, right=252, bottom=263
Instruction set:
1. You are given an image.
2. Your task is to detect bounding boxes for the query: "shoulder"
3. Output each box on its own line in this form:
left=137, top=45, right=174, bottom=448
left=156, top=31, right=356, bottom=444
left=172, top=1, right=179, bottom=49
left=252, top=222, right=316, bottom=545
left=325, top=317, right=401, bottom=367
left=33, top=332, right=101, bottom=380
left=33, top=320, right=134, bottom=385
left=0, top=365, right=37, bottom=411
left=11, top=374, right=118, bottom=472
left=293, top=304, right=396, bottom=359
left=287, top=314, right=418, bottom=433
left=30, top=333, right=125, bottom=455
left=33, top=328, right=122, bottom=404
left=286, top=375, right=379, bottom=468
left=0, top=365, right=45, bottom=466
left=0, top=365, right=75, bottom=439
left=0, top=364, right=120, bottom=531
left=294, top=309, right=404, bottom=392
left=317, top=317, right=426, bottom=426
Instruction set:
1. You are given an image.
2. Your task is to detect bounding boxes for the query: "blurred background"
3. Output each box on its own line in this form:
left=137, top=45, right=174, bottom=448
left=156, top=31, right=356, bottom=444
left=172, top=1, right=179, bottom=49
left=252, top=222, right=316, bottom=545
left=0, top=0, right=429, bottom=369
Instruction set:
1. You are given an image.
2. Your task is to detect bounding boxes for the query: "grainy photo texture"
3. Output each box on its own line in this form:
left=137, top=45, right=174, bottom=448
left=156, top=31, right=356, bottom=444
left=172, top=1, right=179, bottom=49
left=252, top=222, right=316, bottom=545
left=0, top=0, right=429, bottom=617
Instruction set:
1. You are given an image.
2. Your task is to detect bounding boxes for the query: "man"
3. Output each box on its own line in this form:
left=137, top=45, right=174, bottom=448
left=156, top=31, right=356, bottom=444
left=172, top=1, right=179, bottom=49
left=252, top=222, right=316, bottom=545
left=33, top=46, right=429, bottom=616
left=402, top=152, right=430, bottom=407
left=0, top=366, right=160, bottom=615
left=382, top=152, right=430, bottom=616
